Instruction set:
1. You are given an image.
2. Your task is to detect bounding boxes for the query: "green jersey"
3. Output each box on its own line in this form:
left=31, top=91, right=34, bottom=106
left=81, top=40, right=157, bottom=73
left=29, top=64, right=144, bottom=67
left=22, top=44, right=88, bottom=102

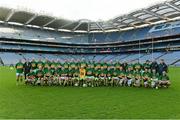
left=86, top=68, right=94, bottom=76
left=134, top=63, right=142, bottom=71
left=151, top=72, right=160, bottom=80
left=44, top=69, right=53, bottom=76
left=112, top=69, right=120, bottom=77
left=31, top=61, right=37, bottom=70
left=107, top=68, right=113, bottom=77
left=142, top=71, right=151, bottom=81
left=126, top=70, right=134, bottom=79
left=119, top=71, right=126, bottom=78
left=27, top=71, right=36, bottom=77
left=37, top=61, right=44, bottom=68
left=114, top=62, right=121, bottom=69
left=134, top=71, right=141, bottom=79
left=15, top=62, right=24, bottom=73
left=143, top=63, right=151, bottom=70
left=63, top=62, right=69, bottom=69
left=36, top=69, right=44, bottom=78
left=160, top=75, right=169, bottom=81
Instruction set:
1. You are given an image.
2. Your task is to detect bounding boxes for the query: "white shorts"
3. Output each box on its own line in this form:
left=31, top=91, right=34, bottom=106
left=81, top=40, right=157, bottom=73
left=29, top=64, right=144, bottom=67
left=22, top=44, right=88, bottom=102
left=128, top=79, right=132, bottom=85
left=113, top=77, right=119, bottom=80
left=16, top=73, right=23, bottom=76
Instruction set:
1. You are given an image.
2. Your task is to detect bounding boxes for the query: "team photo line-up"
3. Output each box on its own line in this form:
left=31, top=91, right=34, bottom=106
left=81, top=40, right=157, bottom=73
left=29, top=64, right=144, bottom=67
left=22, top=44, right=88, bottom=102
left=15, top=58, right=171, bottom=89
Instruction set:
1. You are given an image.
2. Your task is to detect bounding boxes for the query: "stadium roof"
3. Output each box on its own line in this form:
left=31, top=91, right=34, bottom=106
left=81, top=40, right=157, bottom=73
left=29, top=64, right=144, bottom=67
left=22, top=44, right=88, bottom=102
left=0, top=0, right=180, bottom=33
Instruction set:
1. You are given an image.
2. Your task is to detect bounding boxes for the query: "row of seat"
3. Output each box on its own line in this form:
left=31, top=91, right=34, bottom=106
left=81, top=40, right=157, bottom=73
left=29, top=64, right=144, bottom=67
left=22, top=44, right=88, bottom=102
left=0, top=52, right=179, bottom=66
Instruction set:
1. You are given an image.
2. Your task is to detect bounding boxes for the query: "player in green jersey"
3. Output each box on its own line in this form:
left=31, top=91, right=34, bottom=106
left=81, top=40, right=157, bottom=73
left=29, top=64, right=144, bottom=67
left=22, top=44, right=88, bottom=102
left=31, top=59, right=37, bottom=70
left=159, top=71, right=171, bottom=88
left=43, top=66, right=53, bottom=86
left=106, top=65, right=113, bottom=86
left=26, top=69, right=36, bottom=85
left=126, top=66, right=134, bottom=87
left=94, top=66, right=100, bottom=87
left=142, top=68, right=151, bottom=88
left=112, top=68, right=120, bottom=86
left=150, top=69, right=160, bottom=89
left=15, top=60, right=24, bottom=85
left=85, top=64, right=94, bottom=87
left=133, top=69, right=142, bottom=87
left=119, top=71, right=126, bottom=86
left=37, top=59, right=44, bottom=68
left=35, top=66, right=44, bottom=85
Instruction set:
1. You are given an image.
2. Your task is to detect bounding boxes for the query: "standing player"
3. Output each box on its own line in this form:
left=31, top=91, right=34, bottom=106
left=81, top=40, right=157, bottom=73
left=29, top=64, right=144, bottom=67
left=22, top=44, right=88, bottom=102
left=15, top=60, right=24, bottom=85
left=79, top=65, right=86, bottom=87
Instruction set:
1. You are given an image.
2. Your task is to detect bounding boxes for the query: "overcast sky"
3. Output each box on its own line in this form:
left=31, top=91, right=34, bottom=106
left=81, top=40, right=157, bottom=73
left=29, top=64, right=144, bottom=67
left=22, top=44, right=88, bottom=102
left=0, top=0, right=169, bottom=21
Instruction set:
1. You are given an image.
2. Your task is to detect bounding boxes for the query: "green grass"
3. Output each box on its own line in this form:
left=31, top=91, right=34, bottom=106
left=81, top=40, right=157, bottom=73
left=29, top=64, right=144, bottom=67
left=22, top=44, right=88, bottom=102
left=0, top=67, right=180, bottom=119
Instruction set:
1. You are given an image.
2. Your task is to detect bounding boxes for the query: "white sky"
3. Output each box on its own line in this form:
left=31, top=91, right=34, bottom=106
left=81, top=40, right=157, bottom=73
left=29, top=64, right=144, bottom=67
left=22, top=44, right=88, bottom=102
left=0, top=0, right=168, bottom=21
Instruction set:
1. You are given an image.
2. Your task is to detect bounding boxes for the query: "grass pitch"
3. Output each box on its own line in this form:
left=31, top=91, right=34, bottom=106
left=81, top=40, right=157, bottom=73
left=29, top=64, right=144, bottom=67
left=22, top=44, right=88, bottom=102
left=0, top=67, right=180, bottom=119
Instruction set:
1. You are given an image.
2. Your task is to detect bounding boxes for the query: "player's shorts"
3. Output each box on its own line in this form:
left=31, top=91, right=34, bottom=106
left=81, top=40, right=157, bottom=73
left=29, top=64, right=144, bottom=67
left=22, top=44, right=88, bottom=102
left=16, top=73, right=24, bottom=76
left=86, top=76, right=94, bottom=79
left=144, top=81, right=148, bottom=86
left=127, top=79, right=133, bottom=85
left=112, top=77, right=119, bottom=80
left=60, top=77, right=67, bottom=80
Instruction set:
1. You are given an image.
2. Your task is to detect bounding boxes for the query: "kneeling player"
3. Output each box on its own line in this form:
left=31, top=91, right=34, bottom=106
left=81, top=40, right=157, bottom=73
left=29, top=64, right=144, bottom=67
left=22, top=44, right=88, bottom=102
left=159, top=71, right=171, bottom=88
left=112, top=68, right=120, bottom=86
left=86, top=66, right=94, bottom=87
left=126, top=69, right=134, bottom=87
left=44, top=67, right=53, bottom=86
left=134, top=70, right=141, bottom=87
left=35, top=66, right=44, bottom=85
left=142, top=69, right=151, bottom=88
left=150, top=69, right=160, bottom=89
left=26, top=70, right=36, bottom=85
left=118, top=70, right=126, bottom=86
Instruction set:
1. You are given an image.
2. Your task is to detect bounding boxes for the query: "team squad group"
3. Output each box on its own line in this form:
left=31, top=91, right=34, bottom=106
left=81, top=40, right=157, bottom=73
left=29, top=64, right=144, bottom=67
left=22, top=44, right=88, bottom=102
left=15, top=58, right=171, bottom=89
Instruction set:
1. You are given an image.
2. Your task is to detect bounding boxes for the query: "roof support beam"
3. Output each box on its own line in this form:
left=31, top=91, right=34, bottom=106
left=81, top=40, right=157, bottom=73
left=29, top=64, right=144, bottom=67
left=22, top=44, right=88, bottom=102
left=95, top=22, right=105, bottom=32
left=108, top=22, right=121, bottom=31
left=143, top=9, right=170, bottom=20
left=115, top=20, right=136, bottom=28
left=43, top=18, right=56, bottom=27
left=59, top=22, right=75, bottom=29
left=87, top=22, right=90, bottom=33
left=127, top=15, right=152, bottom=25
left=25, top=14, right=37, bottom=25
left=165, top=2, right=180, bottom=12
left=72, top=22, right=82, bottom=31
left=5, top=10, right=15, bottom=22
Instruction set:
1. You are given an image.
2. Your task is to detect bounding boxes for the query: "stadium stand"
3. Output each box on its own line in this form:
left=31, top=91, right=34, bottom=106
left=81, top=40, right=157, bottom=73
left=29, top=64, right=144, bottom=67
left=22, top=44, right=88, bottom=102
left=0, top=0, right=180, bottom=67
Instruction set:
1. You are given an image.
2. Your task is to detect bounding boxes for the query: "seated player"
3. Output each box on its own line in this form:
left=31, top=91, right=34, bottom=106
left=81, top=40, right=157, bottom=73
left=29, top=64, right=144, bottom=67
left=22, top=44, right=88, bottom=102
left=60, top=67, right=69, bottom=86
left=142, top=68, right=151, bottom=88
left=134, top=69, right=142, bottom=87
left=99, top=66, right=106, bottom=86
left=26, top=69, right=36, bottom=85
left=159, top=71, right=171, bottom=88
left=150, top=69, right=160, bottom=89
left=93, top=66, right=100, bottom=87
left=85, top=64, right=94, bottom=87
left=15, top=60, right=24, bottom=85
left=126, top=65, right=134, bottom=87
left=44, top=66, right=53, bottom=86
left=118, top=67, right=126, bottom=86
left=73, top=66, right=80, bottom=86
left=68, top=67, right=74, bottom=86
left=35, top=66, right=44, bottom=85
left=106, top=66, right=113, bottom=86
left=112, top=67, right=120, bottom=86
